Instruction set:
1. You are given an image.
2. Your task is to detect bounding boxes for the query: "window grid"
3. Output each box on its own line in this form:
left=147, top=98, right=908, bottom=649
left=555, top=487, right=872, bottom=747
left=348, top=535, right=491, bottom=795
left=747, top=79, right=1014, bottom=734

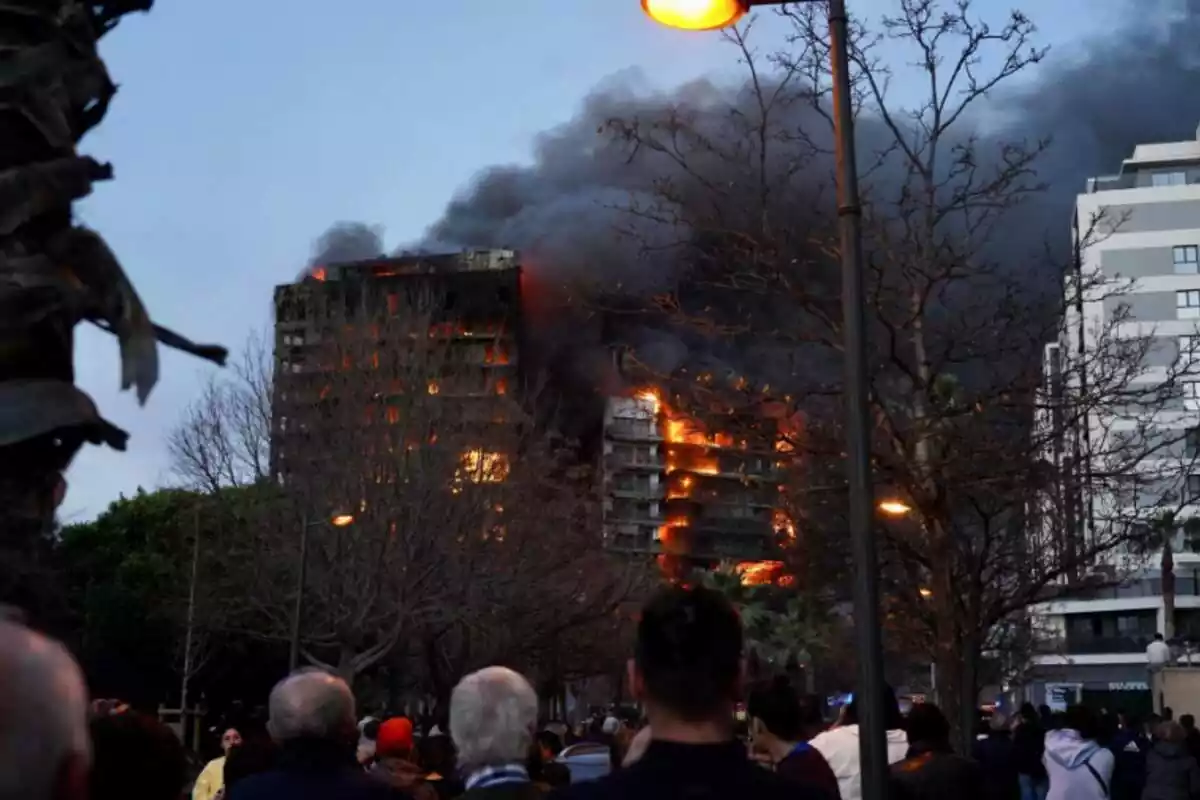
left=1179, top=291, right=1200, bottom=319
left=1176, top=245, right=1200, bottom=274
left=1153, top=172, right=1188, bottom=187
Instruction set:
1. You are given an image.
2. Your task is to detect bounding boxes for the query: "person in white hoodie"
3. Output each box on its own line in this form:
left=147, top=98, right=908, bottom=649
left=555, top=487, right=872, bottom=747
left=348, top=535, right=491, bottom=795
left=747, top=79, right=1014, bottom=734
left=810, top=687, right=909, bottom=800
left=1043, top=706, right=1114, bottom=800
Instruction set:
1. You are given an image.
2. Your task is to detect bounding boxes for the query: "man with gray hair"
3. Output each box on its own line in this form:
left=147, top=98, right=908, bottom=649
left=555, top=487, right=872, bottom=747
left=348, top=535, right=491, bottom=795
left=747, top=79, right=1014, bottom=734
left=229, top=669, right=395, bottom=800
left=450, top=666, right=540, bottom=799
left=0, top=618, right=91, bottom=800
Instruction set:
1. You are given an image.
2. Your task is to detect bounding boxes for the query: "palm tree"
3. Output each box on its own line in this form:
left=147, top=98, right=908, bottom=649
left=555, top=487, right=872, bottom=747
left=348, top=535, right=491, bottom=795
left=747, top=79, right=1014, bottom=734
left=0, top=1, right=224, bottom=605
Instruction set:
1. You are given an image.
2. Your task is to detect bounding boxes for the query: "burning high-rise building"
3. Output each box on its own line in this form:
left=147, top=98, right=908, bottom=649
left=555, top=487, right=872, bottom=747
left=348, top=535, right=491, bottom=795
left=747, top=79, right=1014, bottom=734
left=271, top=248, right=523, bottom=486
left=601, top=380, right=795, bottom=581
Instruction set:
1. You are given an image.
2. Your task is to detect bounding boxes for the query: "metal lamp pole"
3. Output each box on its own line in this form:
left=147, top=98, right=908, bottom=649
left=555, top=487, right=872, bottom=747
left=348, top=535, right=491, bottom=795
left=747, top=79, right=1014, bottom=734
left=642, top=2, right=887, bottom=798
left=289, top=511, right=354, bottom=672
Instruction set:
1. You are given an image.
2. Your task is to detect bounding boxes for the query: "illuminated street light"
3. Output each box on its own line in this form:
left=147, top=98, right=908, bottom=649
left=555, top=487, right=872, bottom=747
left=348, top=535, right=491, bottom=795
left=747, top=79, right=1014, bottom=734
left=290, top=510, right=356, bottom=670
left=878, top=500, right=912, bottom=517
left=641, top=0, right=747, bottom=30
left=641, top=1, right=885, bottom=798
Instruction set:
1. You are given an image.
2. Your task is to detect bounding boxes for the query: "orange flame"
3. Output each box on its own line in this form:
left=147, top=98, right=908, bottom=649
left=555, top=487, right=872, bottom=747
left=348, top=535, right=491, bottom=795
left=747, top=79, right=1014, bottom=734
left=427, top=380, right=440, bottom=395
left=311, top=266, right=327, bottom=281
left=736, top=561, right=784, bottom=586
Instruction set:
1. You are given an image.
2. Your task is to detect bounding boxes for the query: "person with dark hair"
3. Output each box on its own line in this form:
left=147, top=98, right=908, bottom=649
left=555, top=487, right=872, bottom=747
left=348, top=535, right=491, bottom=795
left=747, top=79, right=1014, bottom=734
left=810, top=685, right=908, bottom=800
left=90, top=709, right=188, bottom=800
left=1179, top=713, right=1200, bottom=764
left=1043, top=706, right=1113, bottom=800
left=1107, top=711, right=1148, bottom=800
left=1013, top=702, right=1048, bottom=800
left=972, top=712, right=1019, bottom=800
left=419, top=732, right=463, bottom=800
left=550, top=585, right=829, bottom=799
left=529, top=730, right=571, bottom=790
left=746, top=676, right=840, bottom=797
left=194, top=728, right=242, bottom=800
left=1143, top=721, right=1200, bottom=800
left=890, top=703, right=983, bottom=800
left=223, top=737, right=279, bottom=794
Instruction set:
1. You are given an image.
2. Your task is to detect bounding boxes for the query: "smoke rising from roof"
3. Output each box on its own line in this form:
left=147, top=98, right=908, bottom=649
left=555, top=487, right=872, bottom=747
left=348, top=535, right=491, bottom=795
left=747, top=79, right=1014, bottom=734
left=306, top=0, right=1200, bottom=398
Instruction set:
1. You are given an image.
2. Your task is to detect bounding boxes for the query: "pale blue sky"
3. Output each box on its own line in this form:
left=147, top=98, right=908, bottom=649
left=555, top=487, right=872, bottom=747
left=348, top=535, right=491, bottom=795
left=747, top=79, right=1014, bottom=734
left=63, top=0, right=1114, bottom=522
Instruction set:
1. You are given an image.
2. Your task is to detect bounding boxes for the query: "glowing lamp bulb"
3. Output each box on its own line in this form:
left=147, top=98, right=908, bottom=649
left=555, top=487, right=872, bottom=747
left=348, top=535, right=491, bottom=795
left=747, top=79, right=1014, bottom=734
left=641, top=0, right=748, bottom=31
left=878, top=500, right=912, bottom=517
left=331, top=514, right=355, bottom=527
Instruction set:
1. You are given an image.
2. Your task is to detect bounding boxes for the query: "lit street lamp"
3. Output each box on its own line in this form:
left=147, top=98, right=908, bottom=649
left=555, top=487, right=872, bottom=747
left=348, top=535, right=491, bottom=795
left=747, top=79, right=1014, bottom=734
left=289, top=511, right=355, bottom=671
left=878, top=500, right=913, bottom=517
left=643, top=2, right=886, bottom=799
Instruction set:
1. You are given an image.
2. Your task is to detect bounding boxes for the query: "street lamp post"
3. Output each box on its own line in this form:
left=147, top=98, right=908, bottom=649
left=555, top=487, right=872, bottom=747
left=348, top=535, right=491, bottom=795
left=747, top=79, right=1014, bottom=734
left=643, top=3, right=887, bottom=799
left=289, top=511, right=355, bottom=671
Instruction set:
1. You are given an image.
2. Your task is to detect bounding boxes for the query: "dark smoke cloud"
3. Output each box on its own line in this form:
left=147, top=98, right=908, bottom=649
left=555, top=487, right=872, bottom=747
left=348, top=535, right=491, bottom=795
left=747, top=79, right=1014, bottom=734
left=305, top=222, right=385, bottom=273
left=307, top=0, right=1199, bottom=401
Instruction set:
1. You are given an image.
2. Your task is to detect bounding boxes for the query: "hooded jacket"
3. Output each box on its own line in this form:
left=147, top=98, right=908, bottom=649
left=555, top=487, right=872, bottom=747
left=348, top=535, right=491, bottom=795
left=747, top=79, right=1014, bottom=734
left=1142, top=740, right=1200, bottom=800
left=1043, top=729, right=1115, bottom=800
left=810, top=724, right=909, bottom=800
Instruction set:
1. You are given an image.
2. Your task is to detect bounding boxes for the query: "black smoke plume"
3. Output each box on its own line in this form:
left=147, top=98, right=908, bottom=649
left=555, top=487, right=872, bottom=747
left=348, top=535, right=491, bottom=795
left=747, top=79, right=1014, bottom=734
left=309, top=0, right=1200, bottom=403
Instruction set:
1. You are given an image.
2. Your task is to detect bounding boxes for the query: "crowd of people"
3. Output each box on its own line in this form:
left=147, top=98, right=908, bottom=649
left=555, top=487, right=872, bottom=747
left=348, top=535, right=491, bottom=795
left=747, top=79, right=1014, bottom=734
left=4, top=586, right=1200, bottom=800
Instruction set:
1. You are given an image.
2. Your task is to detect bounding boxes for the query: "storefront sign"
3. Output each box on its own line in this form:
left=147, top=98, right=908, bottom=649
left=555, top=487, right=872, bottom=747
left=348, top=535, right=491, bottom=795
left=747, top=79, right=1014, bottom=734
left=1108, top=682, right=1149, bottom=691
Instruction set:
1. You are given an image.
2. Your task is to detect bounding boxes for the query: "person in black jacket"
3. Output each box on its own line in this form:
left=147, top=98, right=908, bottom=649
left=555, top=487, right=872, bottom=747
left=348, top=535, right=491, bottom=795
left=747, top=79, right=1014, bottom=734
left=1012, top=703, right=1047, bottom=800
left=890, top=703, right=983, bottom=800
left=1107, top=712, right=1148, bottom=800
left=551, top=585, right=832, bottom=800
left=972, top=713, right=1019, bottom=800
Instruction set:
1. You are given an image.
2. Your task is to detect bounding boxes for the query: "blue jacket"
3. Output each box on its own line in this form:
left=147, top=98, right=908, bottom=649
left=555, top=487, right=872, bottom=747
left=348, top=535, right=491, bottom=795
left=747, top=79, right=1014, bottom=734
left=228, top=739, right=406, bottom=800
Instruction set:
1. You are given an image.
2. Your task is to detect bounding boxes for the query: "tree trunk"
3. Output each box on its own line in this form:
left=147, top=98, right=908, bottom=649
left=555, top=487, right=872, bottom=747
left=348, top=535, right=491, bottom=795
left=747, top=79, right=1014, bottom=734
left=1163, top=537, right=1176, bottom=640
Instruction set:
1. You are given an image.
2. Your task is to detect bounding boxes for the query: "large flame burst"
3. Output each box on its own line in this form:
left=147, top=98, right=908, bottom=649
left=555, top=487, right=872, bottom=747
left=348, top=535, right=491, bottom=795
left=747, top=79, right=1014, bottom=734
left=635, top=386, right=796, bottom=585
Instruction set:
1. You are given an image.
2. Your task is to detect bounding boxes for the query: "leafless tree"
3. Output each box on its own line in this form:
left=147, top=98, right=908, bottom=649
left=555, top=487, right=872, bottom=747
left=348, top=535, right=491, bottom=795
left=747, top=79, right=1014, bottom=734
left=169, top=334, right=273, bottom=492
left=601, top=1, right=1200, bottom=746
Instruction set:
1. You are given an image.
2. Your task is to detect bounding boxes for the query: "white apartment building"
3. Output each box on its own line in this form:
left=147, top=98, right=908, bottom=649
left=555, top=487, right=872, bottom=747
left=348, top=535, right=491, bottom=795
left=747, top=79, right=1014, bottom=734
left=1026, top=127, right=1200, bottom=715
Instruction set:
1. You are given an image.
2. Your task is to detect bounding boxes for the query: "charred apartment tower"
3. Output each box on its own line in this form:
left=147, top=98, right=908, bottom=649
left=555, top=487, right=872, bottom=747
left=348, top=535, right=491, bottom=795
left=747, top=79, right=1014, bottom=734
left=271, top=249, right=522, bottom=487
left=602, top=381, right=791, bottom=576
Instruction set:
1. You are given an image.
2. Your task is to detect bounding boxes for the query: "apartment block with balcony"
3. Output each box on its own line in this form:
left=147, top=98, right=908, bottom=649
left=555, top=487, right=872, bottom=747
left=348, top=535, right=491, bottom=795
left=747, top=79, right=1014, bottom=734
left=1026, top=126, right=1200, bottom=713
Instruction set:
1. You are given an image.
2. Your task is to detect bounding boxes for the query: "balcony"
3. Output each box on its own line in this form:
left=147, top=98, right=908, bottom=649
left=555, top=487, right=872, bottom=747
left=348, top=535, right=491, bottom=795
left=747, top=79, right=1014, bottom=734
left=1061, top=636, right=1151, bottom=655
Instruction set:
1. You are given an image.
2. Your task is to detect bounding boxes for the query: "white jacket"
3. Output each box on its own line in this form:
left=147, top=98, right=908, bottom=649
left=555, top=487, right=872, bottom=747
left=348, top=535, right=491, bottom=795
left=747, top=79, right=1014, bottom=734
left=1043, top=729, right=1115, bottom=800
left=810, top=724, right=909, bottom=800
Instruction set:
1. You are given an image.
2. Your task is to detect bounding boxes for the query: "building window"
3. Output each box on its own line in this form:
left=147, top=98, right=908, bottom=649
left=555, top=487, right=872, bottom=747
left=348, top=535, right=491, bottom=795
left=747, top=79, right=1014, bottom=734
left=1179, top=291, right=1200, bottom=319
left=1189, top=474, right=1200, bottom=503
left=1153, top=171, right=1188, bottom=187
left=1176, top=246, right=1200, bottom=274
left=1186, top=382, right=1200, bottom=410
left=1188, top=427, right=1200, bottom=459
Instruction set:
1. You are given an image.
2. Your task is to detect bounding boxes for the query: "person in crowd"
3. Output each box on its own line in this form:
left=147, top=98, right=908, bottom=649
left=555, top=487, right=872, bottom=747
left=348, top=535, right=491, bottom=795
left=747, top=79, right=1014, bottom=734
left=194, top=728, right=243, bottom=800
left=797, top=694, right=830, bottom=742
left=1108, top=712, right=1148, bottom=800
left=746, top=676, right=840, bottom=797
left=223, top=736, right=279, bottom=795
left=227, top=668, right=396, bottom=800
left=620, top=727, right=652, bottom=769
left=1147, top=634, right=1172, bottom=673
left=551, top=585, right=831, bottom=799
left=530, top=731, right=570, bottom=789
left=449, top=666, right=541, bottom=799
left=810, top=685, right=908, bottom=800
left=1142, top=721, right=1200, bottom=800
left=419, top=730, right=463, bottom=800
left=1179, top=714, right=1200, bottom=764
left=1043, top=705, right=1114, bottom=800
left=889, top=702, right=983, bottom=800
left=1013, top=703, right=1048, bottom=800
left=1162, top=707, right=1175, bottom=724
left=370, top=717, right=436, bottom=800
left=90, top=706, right=189, bottom=800
left=0, top=619, right=91, bottom=800
left=973, top=712, right=1019, bottom=800
left=358, top=718, right=381, bottom=769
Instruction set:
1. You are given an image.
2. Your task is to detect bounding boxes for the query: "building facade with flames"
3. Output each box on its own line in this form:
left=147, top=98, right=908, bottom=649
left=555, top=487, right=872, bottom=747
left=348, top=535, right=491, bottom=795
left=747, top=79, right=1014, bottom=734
left=601, top=386, right=792, bottom=580
left=271, top=248, right=523, bottom=489
left=1025, top=127, right=1200, bottom=714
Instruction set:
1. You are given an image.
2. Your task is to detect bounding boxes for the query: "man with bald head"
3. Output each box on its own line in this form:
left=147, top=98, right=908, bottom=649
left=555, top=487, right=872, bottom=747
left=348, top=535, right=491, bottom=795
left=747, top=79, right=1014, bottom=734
left=228, top=669, right=399, bottom=800
left=0, top=618, right=90, bottom=800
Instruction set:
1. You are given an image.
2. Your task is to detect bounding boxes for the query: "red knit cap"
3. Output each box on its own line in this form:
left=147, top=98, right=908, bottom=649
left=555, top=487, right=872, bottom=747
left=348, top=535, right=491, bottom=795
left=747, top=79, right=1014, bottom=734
left=376, top=717, right=414, bottom=756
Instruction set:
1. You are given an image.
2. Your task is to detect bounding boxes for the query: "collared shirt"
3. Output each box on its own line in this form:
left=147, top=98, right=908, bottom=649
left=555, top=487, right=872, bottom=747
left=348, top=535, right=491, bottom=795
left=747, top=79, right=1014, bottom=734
left=464, top=763, right=530, bottom=791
